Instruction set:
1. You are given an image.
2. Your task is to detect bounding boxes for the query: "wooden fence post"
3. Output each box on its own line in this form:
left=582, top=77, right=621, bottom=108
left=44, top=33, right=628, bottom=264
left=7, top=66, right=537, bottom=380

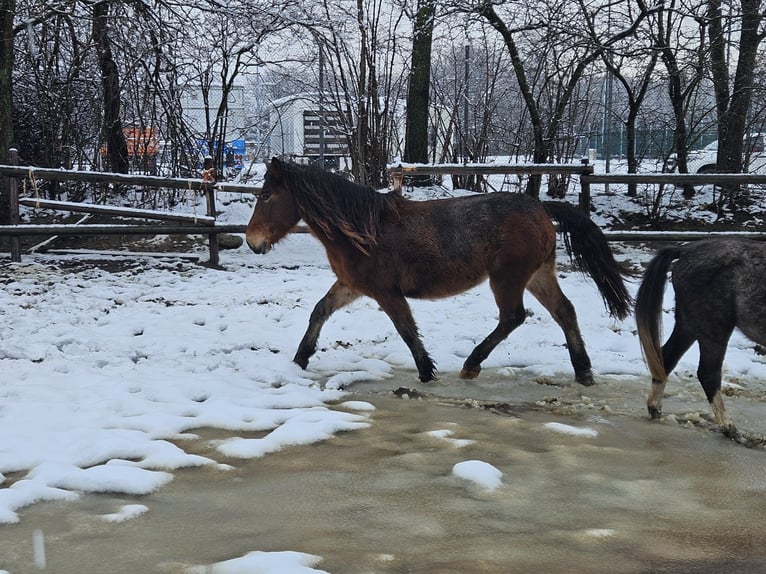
left=8, top=148, right=20, bottom=262
left=202, top=156, right=219, bottom=266
left=578, top=159, right=592, bottom=215
left=390, top=166, right=403, bottom=195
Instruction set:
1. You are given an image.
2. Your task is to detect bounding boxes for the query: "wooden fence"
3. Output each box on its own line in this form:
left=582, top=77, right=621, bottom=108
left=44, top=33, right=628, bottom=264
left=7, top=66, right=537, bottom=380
left=3, top=158, right=766, bottom=266
left=388, top=162, right=594, bottom=210
left=0, top=151, right=261, bottom=265
left=387, top=163, right=766, bottom=242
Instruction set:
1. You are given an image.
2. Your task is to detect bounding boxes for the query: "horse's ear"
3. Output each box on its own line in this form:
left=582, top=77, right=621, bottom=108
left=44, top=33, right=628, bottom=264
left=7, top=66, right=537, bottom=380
left=267, top=157, right=283, bottom=178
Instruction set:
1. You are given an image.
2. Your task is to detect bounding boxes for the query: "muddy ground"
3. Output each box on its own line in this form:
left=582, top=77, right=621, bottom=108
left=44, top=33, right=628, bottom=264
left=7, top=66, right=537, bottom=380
left=2, top=367, right=766, bottom=574
left=2, top=222, right=766, bottom=573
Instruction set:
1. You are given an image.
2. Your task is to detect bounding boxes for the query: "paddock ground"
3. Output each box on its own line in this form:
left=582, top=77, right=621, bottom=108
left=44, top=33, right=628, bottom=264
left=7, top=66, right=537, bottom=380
left=2, top=368, right=766, bottom=574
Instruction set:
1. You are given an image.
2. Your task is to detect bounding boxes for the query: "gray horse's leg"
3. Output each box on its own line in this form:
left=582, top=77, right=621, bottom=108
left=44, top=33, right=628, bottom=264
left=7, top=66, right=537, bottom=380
left=647, top=324, right=695, bottom=419
left=697, top=336, right=737, bottom=437
left=647, top=380, right=667, bottom=420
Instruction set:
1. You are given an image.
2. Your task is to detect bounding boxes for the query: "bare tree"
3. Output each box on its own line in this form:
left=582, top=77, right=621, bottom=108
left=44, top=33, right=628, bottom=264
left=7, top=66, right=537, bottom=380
left=708, top=0, right=766, bottom=208
left=429, top=31, right=517, bottom=192
left=93, top=0, right=129, bottom=173
left=0, top=0, right=15, bottom=223
left=648, top=0, right=709, bottom=197
left=473, top=0, right=651, bottom=197
left=403, top=0, right=437, bottom=185
left=579, top=0, right=659, bottom=196
left=304, top=0, right=408, bottom=187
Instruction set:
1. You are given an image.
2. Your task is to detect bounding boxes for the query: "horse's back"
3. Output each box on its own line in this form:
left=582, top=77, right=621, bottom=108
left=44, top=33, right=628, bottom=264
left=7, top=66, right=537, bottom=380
left=672, top=238, right=766, bottom=343
left=395, top=192, right=554, bottom=248
left=371, top=192, right=555, bottom=299
left=399, top=192, right=553, bottom=255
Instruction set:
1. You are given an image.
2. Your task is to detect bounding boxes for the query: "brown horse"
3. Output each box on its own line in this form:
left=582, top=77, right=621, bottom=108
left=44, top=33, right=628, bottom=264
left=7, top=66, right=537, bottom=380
left=246, top=158, right=631, bottom=384
left=636, top=237, right=766, bottom=440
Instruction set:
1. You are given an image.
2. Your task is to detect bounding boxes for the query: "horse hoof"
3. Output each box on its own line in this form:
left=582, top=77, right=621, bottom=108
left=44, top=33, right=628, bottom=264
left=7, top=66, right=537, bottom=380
left=647, top=405, right=662, bottom=420
left=419, top=372, right=437, bottom=383
left=459, top=366, right=480, bottom=379
left=721, top=424, right=742, bottom=441
left=576, top=371, right=594, bottom=386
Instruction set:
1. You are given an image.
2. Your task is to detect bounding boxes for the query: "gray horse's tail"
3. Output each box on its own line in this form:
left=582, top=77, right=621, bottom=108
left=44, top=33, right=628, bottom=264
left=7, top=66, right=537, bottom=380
left=542, top=201, right=633, bottom=320
left=635, top=246, right=683, bottom=382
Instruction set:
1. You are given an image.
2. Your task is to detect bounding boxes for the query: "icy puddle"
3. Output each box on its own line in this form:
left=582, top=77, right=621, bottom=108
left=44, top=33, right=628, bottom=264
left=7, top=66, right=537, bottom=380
left=3, top=375, right=766, bottom=574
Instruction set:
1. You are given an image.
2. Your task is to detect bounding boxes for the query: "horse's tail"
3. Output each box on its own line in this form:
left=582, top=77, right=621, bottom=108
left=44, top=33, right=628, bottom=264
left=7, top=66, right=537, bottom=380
left=634, top=246, right=682, bottom=382
left=542, top=201, right=633, bottom=320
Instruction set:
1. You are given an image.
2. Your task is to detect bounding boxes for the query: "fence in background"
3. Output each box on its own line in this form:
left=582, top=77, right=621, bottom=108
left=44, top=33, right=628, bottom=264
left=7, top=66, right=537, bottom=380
left=0, top=150, right=260, bottom=265
left=388, top=162, right=595, bottom=211
left=388, top=163, right=766, bottom=242
left=4, top=158, right=766, bottom=266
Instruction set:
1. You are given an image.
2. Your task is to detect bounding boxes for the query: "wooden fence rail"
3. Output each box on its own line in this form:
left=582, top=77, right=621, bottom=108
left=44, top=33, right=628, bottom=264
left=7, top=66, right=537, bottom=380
left=0, top=152, right=262, bottom=265
left=388, top=162, right=595, bottom=210
left=17, top=198, right=217, bottom=225
left=4, top=158, right=766, bottom=266
left=0, top=164, right=261, bottom=193
left=389, top=163, right=766, bottom=219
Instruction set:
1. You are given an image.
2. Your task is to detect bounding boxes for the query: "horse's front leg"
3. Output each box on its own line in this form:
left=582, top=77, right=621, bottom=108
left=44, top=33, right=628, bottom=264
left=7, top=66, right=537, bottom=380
left=376, top=293, right=437, bottom=382
left=294, top=281, right=359, bottom=369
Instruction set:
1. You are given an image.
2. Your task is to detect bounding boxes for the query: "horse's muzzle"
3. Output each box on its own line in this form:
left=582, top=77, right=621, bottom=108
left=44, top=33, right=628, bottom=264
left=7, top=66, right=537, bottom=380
left=246, top=237, right=272, bottom=254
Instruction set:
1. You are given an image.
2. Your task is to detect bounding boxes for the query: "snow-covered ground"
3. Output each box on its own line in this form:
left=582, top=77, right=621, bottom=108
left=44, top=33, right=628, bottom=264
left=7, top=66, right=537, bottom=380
left=2, top=161, right=765, bottom=572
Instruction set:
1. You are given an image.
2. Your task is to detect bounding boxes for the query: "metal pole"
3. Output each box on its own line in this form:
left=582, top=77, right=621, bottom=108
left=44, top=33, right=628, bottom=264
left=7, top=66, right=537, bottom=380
left=603, top=70, right=612, bottom=193
left=602, top=4, right=612, bottom=194
left=579, top=158, right=592, bottom=214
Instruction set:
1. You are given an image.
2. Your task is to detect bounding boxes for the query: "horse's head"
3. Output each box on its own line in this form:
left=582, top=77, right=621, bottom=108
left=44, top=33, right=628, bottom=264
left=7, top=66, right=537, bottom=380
left=246, top=158, right=301, bottom=254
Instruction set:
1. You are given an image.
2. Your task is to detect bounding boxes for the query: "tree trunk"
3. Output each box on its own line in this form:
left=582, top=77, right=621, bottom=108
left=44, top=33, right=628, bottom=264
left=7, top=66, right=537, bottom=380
left=710, top=0, right=760, bottom=172
left=708, top=0, right=762, bottom=209
left=93, top=1, right=129, bottom=174
left=655, top=23, right=695, bottom=198
left=478, top=5, right=544, bottom=197
left=403, top=0, right=435, bottom=186
left=0, top=0, right=14, bottom=224
left=611, top=54, right=658, bottom=197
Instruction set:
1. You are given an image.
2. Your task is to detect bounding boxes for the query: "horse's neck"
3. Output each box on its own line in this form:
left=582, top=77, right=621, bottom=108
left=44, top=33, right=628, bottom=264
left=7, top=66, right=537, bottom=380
left=301, top=216, right=342, bottom=245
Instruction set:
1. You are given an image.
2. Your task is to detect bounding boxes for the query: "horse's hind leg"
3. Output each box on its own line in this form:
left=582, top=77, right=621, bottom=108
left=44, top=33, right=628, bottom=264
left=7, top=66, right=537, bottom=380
left=648, top=324, right=695, bottom=420
left=697, top=336, right=737, bottom=437
left=375, top=293, right=437, bottom=382
left=526, top=265, right=593, bottom=385
left=294, top=281, right=359, bottom=369
left=460, top=277, right=527, bottom=380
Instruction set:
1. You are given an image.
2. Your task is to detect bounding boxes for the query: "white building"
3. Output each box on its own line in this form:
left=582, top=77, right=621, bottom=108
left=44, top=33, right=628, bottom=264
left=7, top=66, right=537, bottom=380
left=269, top=93, right=349, bottom=167
left=180, top=85, right=246, bottom=141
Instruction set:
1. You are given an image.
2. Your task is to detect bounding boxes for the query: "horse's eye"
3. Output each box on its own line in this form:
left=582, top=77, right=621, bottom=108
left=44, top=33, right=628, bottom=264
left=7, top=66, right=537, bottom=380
left=258, top=191, right=271, bottom=202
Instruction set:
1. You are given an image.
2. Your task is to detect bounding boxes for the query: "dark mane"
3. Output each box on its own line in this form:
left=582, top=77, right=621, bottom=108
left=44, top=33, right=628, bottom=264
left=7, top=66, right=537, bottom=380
left=280, top=162, right=399, bottom=254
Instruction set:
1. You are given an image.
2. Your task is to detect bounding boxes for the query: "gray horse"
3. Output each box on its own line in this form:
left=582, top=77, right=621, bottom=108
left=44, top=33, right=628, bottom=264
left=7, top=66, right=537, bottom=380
left=636, top=237, right=766, bottom=438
